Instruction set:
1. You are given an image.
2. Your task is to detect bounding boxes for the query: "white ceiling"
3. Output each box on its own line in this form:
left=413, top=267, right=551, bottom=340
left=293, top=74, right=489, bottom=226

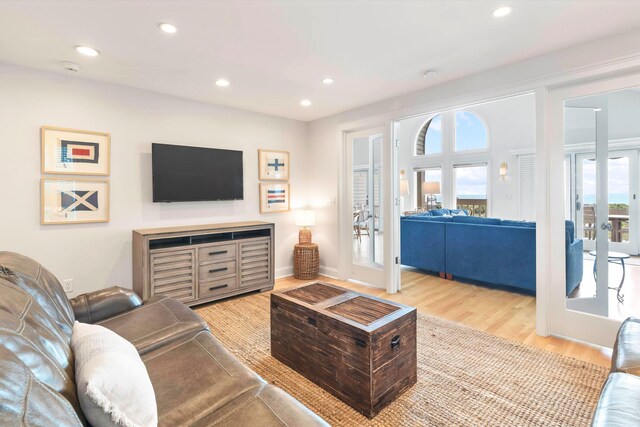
left=1, top=0, right=640, bottom=122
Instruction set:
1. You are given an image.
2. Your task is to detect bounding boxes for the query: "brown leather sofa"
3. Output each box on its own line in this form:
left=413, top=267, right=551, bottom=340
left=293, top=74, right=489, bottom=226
left=0, top=251, right=328, bottom=426
left=592, top=317, right=640, bottom=426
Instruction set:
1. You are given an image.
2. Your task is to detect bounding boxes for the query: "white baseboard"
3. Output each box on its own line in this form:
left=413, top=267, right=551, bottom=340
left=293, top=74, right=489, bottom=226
left=275, top=266, right=293, bottom=279
left=275, top=265, right=339, bottom=280
left=319, top=265, right=339, bottom=279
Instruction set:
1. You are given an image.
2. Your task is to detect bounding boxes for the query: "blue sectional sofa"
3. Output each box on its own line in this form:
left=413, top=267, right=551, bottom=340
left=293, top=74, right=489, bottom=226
left=400, top=214, right=583, bottom=296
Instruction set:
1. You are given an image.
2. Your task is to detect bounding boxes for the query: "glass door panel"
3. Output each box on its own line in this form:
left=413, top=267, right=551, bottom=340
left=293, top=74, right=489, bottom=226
left=372, top=135, right=383, bottom=265
left=346, top=129, right=386, bottom=287
left=575, top=153, right=636, bottom=254
left=565, top=102, right=609, bottom=317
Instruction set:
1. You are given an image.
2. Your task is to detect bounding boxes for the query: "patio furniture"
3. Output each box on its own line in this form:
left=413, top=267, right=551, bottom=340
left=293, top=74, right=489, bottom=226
left=353, top=209, right=370, bottom=241
left=609, top=214, right=629, bottom=243
left=589, top=250, right=630, bottom=303
left=583, top=205, right=596, bottom=240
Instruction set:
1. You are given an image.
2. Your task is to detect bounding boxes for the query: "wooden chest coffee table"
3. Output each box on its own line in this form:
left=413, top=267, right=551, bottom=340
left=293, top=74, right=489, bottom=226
left=270, top=282, right=417, bottom=418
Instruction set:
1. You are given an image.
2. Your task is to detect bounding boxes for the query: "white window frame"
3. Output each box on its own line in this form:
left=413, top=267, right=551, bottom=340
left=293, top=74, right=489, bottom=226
left=452, top=161, right=491, bottom=216
left=413, top=113, right=444, bottom=158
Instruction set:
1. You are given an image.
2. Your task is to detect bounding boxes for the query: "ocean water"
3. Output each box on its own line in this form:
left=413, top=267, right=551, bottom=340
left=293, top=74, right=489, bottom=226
left=583, top=193, right=629, bottom=205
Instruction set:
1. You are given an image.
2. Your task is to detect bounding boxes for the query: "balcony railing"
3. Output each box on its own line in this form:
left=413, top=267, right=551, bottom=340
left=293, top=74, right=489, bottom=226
left=457, top=198, right=487, bottom=217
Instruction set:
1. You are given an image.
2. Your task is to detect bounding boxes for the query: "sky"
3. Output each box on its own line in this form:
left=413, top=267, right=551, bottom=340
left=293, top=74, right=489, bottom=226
left=580, top=157, right=629, bottom=204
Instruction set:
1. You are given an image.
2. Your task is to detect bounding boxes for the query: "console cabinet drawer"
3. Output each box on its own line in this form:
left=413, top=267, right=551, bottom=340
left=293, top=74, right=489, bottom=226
left=198, top=243, right=237, bottom=263
left=199, top=260, right=237, bottom=281
left=199, top=277, right=238, bottom=299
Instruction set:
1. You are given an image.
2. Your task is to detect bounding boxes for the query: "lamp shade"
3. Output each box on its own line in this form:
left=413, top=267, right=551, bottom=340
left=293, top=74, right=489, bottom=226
left=400, top=179, right=410, bottom=196
left=295, top=209, right=316, bottom=227
left=422, top=181, right=440, bottom=195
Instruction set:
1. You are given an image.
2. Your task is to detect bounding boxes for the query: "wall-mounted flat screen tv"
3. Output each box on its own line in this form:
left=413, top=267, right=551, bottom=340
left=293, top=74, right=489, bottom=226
left=152, top=143, right=244, bottom=202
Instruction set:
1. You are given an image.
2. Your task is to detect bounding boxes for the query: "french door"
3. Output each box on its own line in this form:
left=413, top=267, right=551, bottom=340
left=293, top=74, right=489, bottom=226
left=344, top=128, right=387, bottom=287
left=549, top=74, right=640, bottom=347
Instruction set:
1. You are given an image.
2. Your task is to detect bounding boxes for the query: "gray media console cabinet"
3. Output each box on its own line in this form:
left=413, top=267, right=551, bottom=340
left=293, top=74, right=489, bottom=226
left=133, top=221, right=274, bottom=307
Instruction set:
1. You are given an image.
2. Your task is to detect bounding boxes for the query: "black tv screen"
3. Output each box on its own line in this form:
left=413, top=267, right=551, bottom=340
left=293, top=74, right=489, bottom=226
left=152, top=143, right=243, bottom=202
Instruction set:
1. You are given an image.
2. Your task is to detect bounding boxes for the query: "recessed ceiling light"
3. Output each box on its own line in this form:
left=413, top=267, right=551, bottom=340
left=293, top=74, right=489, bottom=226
left=158, top=23, right=177, bottom=34
left=322, top=77, right=334, bottom=85
left=75, top=46, right=99, bottom=57
left=492, top=6, right=512, bottom=17
left=423, top=69, right=439, bottom=79
left=300, top=99, right=311, bottom=107
left=215, top=79, right=230, bottom=87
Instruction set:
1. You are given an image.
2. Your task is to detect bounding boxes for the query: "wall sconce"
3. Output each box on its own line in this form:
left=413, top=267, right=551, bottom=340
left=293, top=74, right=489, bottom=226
left=499, top=162, right=508, bottom=180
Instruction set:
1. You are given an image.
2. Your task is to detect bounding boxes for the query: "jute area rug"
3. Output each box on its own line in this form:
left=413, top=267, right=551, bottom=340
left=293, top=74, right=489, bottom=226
left=195, top=292, right=607, bottom=426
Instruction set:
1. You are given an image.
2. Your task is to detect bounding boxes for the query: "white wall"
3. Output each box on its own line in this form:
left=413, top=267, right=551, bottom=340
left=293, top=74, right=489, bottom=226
left=0, top=63, right=308, bottom=297
left=308, top=28, right=640, bottom=276
left=396, top=93, right=536, bottom=220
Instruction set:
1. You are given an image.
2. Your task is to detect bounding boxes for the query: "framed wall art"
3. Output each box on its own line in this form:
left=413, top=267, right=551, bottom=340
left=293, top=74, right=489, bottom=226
left=41, top=126, right=110, bottom=176
left=259, top=183, right=290, bottom=213
left=41, top=178, right=110, bottom=225
left=258, top=149, right=289, bottom=181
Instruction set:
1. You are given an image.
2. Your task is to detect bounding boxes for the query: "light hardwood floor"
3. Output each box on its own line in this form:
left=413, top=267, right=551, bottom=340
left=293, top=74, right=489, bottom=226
left=275, top=270, right=613, bottom=368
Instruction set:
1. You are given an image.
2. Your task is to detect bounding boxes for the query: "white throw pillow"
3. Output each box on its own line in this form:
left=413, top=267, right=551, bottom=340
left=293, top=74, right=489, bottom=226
left=71, top=321, right=158, bottom=427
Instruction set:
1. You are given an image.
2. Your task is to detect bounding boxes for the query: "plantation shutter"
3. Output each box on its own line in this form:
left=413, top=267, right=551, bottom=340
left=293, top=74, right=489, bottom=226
left=518, top=154, right=536, bottom=221
left=353, top=170, right=368, bottom=209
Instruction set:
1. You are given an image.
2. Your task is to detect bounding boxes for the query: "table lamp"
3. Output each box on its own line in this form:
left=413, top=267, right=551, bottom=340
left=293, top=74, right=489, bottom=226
left=422, top=181, right=440, bottom=210
left=295, top=209, right=316, bottom=244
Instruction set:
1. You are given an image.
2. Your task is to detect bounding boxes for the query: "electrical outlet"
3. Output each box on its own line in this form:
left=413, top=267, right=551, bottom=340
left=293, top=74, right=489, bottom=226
left=63, top=279, right=74, bottom=293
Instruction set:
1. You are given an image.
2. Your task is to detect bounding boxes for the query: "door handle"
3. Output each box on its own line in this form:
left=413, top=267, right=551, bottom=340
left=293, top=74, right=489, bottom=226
left=600, top=222, right=612, bottom=231
left=576, top=201, right=581, bottom=211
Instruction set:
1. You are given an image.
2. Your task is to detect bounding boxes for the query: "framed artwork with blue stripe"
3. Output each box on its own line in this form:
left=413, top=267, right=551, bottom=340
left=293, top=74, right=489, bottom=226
left=260, top=183, right=290, bottom=213
left=258, top=149, right=289, bottom=181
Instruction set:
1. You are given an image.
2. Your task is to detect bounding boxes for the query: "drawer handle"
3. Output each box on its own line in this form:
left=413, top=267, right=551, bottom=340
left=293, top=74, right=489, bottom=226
left=209, top=250, right=228, bottom=256
left=355, top=338, right=367, bottom=348
left=307, top=317, right=317, bottom=326
left=209, top=284, right=228, bottom=291
left=209, top=267, right=228, bottom=273
left=391, top=335, right=401, bottom=350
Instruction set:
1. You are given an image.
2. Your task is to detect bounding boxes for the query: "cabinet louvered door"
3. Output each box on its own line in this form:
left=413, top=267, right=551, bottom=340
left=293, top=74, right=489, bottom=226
left=150, top=248, right=196, bottom=303
left=239, top=238, right=271, bottom=289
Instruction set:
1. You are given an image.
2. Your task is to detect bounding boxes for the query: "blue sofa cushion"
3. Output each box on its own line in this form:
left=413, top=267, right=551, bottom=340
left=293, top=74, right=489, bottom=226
left=449, top=209, right=468, bottom=216
left=565, top=220, right=575, bottom=243
left=451, top=216, right=502, bottom=225
left=429, top=209, right=449, bottom=216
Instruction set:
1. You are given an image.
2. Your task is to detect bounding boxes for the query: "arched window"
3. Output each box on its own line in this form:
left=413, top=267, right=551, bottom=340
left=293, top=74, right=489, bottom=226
left=455, top=111, right=487, bottom=151
left=415, top=114, right=442, bottom=156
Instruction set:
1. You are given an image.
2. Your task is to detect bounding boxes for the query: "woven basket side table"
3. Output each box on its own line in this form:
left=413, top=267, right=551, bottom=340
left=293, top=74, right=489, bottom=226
left=294, top=243, right=320, bottom=280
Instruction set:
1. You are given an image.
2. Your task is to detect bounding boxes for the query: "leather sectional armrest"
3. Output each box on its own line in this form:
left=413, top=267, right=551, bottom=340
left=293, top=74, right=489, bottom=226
left=70, top=286, right=143, bottom=324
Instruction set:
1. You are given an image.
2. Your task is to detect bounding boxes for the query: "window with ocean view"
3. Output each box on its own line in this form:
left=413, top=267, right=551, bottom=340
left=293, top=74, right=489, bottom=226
left=454, top=163, right=488, bottom=216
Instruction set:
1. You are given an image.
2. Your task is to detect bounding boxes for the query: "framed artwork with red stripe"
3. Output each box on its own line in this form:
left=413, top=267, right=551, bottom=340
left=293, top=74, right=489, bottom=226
left=41, top=126, right=110, bottom=175
left=260, top=183, right=290, bottom=213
